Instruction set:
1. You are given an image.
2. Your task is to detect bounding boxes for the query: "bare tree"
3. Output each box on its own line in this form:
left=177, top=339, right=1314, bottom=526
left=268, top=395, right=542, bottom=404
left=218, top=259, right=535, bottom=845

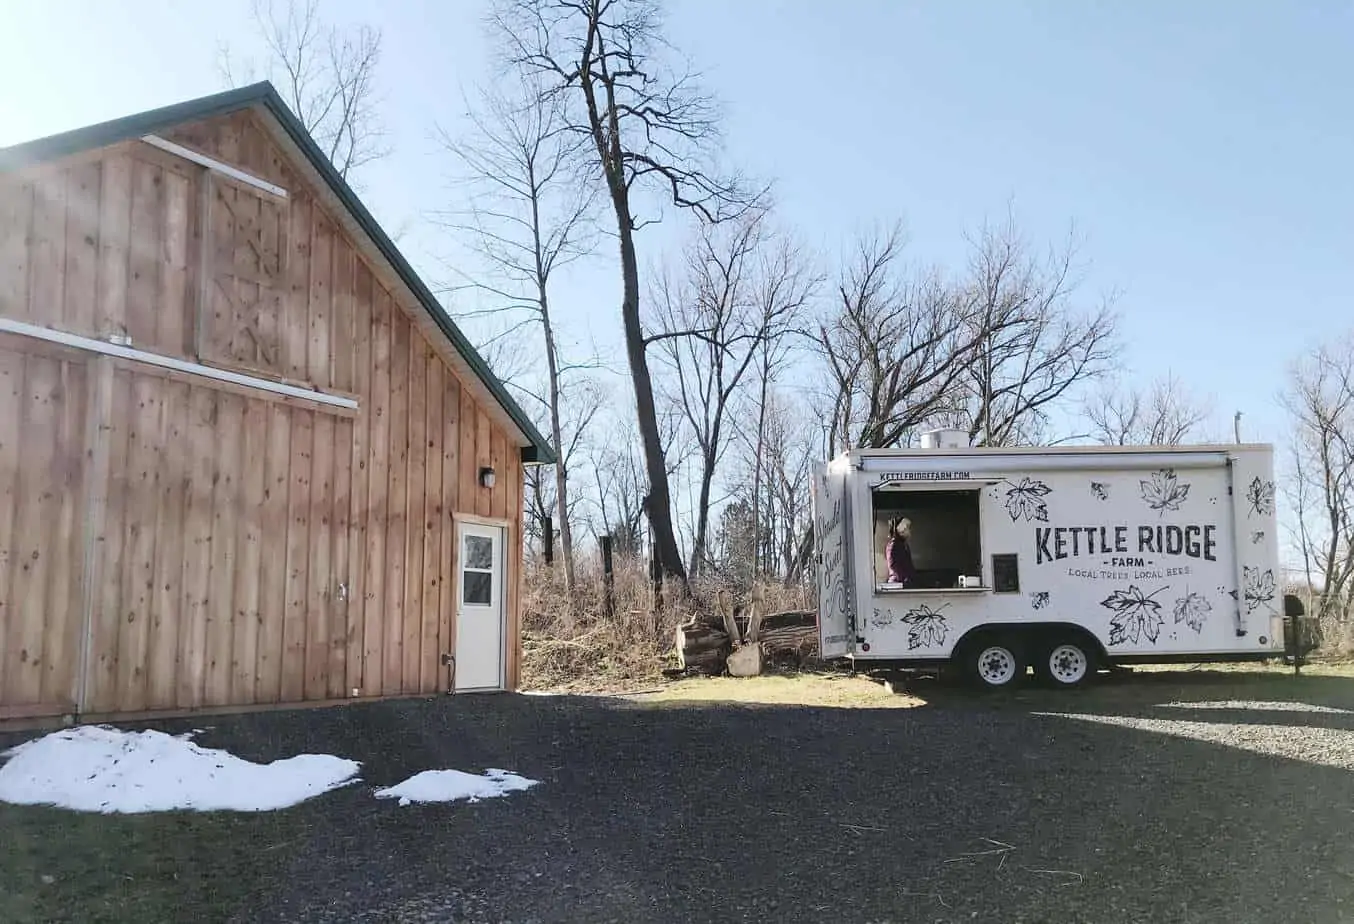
left=1281, top=335, right=1354, bottom=628
left=948, top=212, right=1120, bottom=446
left=725, top=387, right=817, bottom=580
left=816, top=223, right=993, bottom=450
left=492, top=0, right=760, bottom=588
left=524, top=374, right=604, bottom=557
left=433, top=74, right=602, bottom=595
left=219, top=0, right=388, bottom=179
left=746, top=239, right=820, bottom=579
left=649, top=208, right=813, bottom=576
left=1085, top=371, right=1214, bottom=445
left=586, top=403, right=684, bottom=561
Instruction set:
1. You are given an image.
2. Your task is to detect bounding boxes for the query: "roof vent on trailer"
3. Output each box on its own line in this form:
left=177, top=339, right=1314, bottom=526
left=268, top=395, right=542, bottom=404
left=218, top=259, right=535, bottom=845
left=919, top=428, right=968, bottom=449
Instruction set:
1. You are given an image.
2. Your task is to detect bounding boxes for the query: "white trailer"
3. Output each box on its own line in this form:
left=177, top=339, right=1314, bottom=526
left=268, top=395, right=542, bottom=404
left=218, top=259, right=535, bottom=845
left=810, top=430, right=1295, bottom=688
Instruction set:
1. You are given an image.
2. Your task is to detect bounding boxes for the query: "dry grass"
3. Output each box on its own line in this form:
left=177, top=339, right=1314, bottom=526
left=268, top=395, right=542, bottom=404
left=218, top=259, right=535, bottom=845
left=628, top=671, right=926, bottom=709
left=520, top=556, right=812, bottom=692
left=520, top=556, right=1354, bottom=695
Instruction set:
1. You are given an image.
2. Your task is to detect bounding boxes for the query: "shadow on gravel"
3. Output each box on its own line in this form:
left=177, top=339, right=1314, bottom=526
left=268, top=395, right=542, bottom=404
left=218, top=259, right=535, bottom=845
left=5, top=672, right=1354, bottom=924
left=888, top=666, right=1354, bottom=732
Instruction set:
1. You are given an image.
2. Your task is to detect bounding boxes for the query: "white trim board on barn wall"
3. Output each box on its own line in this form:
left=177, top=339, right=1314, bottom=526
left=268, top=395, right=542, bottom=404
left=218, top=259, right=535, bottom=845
left=0, top=316, right=358, bottom=411
left=140, top=134, right=290, bottom=199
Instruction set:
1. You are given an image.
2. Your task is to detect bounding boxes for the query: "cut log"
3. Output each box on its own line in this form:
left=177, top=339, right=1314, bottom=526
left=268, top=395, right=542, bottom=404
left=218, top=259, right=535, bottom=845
left=758, top=626, right=817, bottom=659
left=675, top=608, right=819, bottom=674
left=679, top=648, right=728, bottom=674
left=676, top=622, right=731, bottom=670
left=727, top=644, right=763, bottom=677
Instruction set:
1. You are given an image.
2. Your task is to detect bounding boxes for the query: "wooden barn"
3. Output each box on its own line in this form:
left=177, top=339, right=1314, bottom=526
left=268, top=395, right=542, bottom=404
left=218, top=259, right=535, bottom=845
left=0, top=82, right=554, bottom=723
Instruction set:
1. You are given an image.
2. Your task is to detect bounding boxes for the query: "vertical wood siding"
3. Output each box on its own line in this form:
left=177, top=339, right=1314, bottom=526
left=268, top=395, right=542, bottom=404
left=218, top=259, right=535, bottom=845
left=0, top=110, right=525, bottom=718
left=0, top=347, right=88, bottom=715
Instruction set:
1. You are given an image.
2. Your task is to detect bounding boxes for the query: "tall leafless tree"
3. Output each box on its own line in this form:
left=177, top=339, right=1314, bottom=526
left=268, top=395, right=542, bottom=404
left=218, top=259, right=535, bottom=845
left=816, top=222, right=993, bottom=450
left=433, top=73, right=602, bottom=595
left=1281, top=335, right=1354, bottom=627
left=948, top=212, right=1120, bottom=446
left=1085, top=371, right=1214, bottom=445
left=726, top=387, right=817, bottom=579
left=649, top=208, right=813, bottom=576
left=219, top=0, right=389, bottom=180
left=746, top=236, right=820, bottom=579
left=491, top=0, right=760, bottom=589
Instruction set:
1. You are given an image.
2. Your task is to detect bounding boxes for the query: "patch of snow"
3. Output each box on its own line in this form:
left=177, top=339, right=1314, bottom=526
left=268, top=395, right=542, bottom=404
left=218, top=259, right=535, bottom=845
left=374, top=768, right=540, bottom=806
left=0, top=725, right=360, bottom=814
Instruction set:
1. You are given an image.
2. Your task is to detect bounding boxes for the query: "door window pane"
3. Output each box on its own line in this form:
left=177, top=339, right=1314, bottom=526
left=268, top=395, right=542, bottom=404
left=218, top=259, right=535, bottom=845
left=463, top=571, right=493, bottom=606
left=465, top=535, right=494, bottom=570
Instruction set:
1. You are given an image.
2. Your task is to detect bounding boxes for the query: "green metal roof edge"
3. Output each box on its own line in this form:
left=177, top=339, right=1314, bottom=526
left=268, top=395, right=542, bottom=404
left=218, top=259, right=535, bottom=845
left=0, top=81, right=556, bottom=466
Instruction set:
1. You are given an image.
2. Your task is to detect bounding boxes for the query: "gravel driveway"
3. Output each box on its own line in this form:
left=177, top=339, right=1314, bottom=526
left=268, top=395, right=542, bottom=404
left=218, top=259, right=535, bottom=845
left=6, top=670, right=1354, bottom=923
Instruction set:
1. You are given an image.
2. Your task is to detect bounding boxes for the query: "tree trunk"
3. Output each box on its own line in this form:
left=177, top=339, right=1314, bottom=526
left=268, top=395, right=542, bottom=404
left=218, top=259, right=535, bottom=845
left=538, top=287, right=576, bottom=595
left=576, top=49, right=687, bottom=587
left=785, top=525, right=815, bottom=586
left=616, top=208, right=687, bottom=584
left=751, top=353, right=769, bottom=578
left=689, top=447, right=717, bottom=578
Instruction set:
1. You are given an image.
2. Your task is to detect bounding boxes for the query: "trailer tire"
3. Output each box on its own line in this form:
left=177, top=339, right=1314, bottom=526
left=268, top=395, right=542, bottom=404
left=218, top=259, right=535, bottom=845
left=961, top=636, right=1026, bottom=690
left=1035, top=635, right=1096, bottom=688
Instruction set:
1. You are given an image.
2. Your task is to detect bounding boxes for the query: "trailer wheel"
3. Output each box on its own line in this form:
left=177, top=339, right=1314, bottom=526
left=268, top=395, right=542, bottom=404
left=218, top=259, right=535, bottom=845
left=1036, top=637, right=1095, bottom=688
left=964, top=638, right=1025, bottom=689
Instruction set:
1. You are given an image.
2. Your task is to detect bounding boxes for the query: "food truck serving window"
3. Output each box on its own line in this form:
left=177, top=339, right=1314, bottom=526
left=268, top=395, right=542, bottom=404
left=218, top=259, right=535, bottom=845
left=871, top=483, right=984, bottom=592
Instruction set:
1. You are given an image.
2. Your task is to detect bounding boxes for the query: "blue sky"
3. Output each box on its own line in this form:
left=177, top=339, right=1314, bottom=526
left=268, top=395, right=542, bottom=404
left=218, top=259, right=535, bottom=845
left=1, top=0, right=1349, bottom=548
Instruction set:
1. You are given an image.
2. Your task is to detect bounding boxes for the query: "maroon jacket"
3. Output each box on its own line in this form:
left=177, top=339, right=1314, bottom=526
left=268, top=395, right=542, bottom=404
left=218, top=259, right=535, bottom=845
left=886, top=535, right=915, bottom=585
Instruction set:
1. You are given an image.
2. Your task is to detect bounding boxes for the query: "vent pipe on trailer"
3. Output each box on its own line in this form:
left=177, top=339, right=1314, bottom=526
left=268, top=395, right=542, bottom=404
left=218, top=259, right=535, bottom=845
left=918, top=428, right=969, bottom=449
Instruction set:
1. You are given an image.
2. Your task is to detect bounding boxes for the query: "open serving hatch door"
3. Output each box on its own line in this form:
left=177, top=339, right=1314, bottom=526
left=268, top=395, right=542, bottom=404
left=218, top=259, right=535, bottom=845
left=812, top=461, right=855, bottom=659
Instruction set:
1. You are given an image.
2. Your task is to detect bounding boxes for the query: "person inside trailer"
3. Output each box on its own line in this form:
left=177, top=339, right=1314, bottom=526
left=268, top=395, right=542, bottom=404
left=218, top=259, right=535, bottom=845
left=886, top=517, right=916, bottom=586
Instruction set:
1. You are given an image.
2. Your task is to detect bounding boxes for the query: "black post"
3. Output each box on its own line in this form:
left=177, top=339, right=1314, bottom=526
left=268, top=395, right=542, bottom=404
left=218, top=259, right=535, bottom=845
left=543, top=516, right=554, bottom=566
left=601, top=534, right=615, bottom=620
left=650, top=543, right=663, bottom=614
left=1284, top=593, right=1305, bottom=677
left=1292, top=606, right=1302, bottom=678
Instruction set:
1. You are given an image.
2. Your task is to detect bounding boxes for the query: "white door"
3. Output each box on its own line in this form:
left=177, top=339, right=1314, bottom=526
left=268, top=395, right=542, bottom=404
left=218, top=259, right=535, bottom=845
left=454, top=522, right=506, bottom=691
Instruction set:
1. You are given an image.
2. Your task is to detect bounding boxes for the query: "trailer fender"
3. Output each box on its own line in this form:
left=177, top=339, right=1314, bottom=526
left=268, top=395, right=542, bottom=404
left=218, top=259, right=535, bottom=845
left=952, top=623, right=1109, bottom=666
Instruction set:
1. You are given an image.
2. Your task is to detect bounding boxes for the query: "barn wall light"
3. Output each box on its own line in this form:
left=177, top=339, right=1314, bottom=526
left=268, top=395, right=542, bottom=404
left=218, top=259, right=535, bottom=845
left=479, top=466, right=496, bottom=488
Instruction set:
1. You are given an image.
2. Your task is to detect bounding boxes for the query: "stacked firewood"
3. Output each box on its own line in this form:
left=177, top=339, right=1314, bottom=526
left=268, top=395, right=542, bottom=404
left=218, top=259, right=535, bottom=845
left=673, top=588, right=818, bottom=676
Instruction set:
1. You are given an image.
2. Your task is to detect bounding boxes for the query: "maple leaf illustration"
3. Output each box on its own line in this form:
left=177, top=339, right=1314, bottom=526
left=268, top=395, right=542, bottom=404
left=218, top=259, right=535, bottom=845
left=900, top=604, right=949, bottom=650
left=1140, top=469, right=1191, bottom=516
left=1243, top=566, right=1276, bottom=614
left=1173, top=590, right=1212, bottom=633
left=1101, top=585, right=1166, bottom=646
left=1246, top=477, right=1275, bottom=518
left=1004, top=477, right=1052, bottom=523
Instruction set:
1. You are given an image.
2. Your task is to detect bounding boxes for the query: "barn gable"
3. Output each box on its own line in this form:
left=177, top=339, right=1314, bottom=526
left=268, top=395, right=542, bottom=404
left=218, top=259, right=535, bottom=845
left=0, top=81, right=553, bottom=465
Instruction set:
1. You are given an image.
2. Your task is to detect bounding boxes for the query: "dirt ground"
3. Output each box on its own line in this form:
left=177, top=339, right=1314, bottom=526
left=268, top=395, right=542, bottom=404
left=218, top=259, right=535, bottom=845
left=4, top=663, right=1354, bottom=923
